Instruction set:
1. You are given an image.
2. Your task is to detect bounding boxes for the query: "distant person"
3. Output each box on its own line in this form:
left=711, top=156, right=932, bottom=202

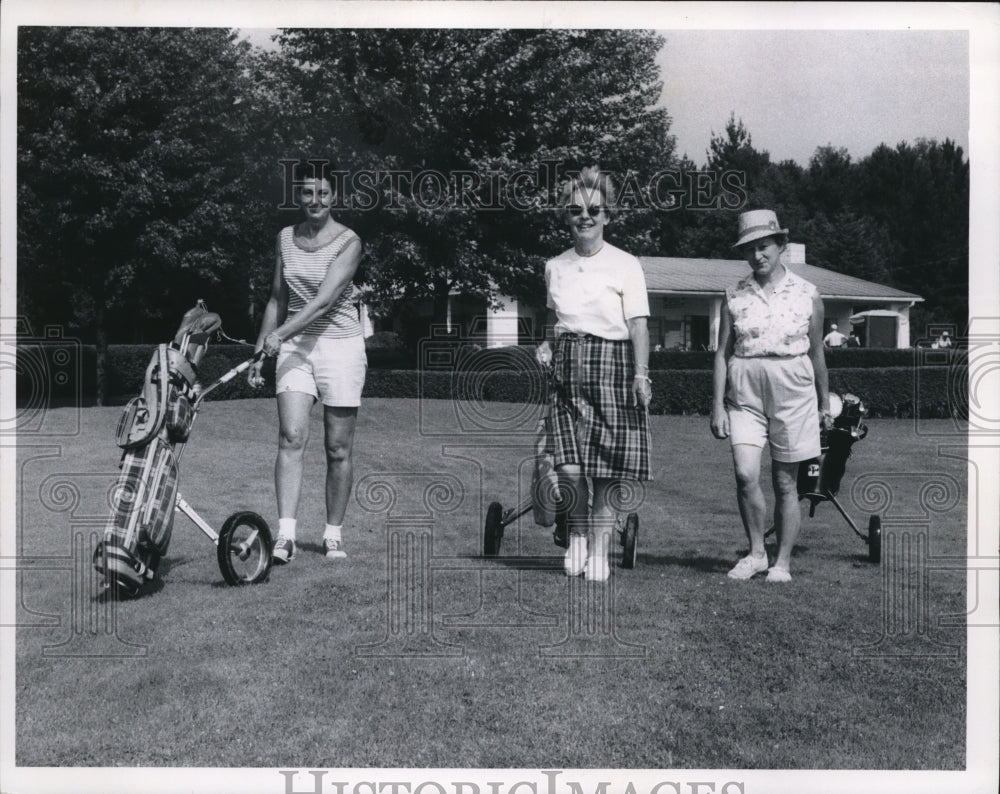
left=249, top=160, right=366, bottom=564
left=823, top=323, right=846, bottom=348
left=846, top=332, right=861, bottom=347
left=932, top=331, right=953, bottom=349
left=535, top=165, right=652, bottom=582
left=710, top=210, right=833, bottom=583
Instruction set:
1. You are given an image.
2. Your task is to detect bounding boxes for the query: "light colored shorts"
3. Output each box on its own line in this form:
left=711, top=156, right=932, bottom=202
left=275, top=333, right=367, bottom=407
left=725, top=355, right=820, bottom=463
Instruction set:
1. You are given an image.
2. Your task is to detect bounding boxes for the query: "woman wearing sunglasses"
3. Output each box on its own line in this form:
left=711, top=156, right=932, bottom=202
left=535, top=166, right=652, bottom=582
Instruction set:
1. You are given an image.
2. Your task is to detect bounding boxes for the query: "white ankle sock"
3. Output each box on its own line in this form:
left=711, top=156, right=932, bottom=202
left=323, top=524, right=342, bottom=542
left=278, top=518, right=297, bottom=540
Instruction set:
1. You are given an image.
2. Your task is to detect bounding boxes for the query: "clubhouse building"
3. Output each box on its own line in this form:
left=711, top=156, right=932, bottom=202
left=361, top=243, right=924, bottom=350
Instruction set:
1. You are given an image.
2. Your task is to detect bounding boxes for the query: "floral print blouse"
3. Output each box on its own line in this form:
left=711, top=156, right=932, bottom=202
left=726, top=269, right=818, bottom=357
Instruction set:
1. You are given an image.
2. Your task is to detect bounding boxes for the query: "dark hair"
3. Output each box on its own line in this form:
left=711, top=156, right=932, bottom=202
left=292, top=158, right=338, bottom=186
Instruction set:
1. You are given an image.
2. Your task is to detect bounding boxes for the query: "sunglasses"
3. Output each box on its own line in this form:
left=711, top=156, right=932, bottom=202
left=567, top=204, right=608, bottom=218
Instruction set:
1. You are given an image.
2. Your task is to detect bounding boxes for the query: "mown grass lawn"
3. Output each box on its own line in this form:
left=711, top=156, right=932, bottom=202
left=14, top=398, right=968, bottom=769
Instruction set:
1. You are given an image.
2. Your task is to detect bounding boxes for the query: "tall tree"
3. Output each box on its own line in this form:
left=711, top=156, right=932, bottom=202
left=804, top=145, right=858, bottom=216
left=673, top=114, right=775, bottom=258
left=17, top=27, right=275, bottom=399
left=798, top=210, right=897, bottom=285
left=274, top=29, right=677, bottom=336
left=856, top=138, right=968, bottom=332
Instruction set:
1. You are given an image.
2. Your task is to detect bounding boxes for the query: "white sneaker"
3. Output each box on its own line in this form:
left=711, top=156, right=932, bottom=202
left=584, top=555, right=610, bottom=582
left=323, top=538, right=347, bottom=559
left=727, top=553, right=768, bottom=580
left=564, top=534, right=587, bottom=577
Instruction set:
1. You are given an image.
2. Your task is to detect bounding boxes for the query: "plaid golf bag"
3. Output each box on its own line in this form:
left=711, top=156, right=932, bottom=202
left=94, top=343, right=200, bottom=597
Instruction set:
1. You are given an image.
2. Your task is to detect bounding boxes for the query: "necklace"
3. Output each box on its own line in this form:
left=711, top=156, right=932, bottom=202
left=576, top=244, right=604, bottom=259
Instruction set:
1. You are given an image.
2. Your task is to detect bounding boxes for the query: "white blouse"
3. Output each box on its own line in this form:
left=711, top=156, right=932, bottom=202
left=545, top=243, right=650, bottom=340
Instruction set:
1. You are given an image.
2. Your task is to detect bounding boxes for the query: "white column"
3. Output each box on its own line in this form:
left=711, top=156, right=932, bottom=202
left=708, top=296, right=722, bottom=351
left=358, top=301, right=374, bottom=338
left=893, top=302, right=912, bottom=348
left=486, top=295, right=521, bottom=348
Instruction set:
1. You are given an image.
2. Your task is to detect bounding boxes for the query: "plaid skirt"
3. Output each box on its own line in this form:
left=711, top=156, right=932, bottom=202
left=549, top=334, right=651, bottom=481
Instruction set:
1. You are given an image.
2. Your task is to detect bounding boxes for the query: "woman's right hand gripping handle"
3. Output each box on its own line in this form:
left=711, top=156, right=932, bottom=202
left=536, top=340, right=553, bottom=367
left=248, top=358, right=265, bottom=389
left=248, top=331, right=282, bottom=388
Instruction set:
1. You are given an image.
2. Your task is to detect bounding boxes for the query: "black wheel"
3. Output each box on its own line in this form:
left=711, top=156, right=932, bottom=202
left=552, top=508, right=569, bottom=548
left=217, top=511, right=273, bottom=585
left=484, top=502, right=504, bottom=556
left=867, top=514, right=882, bottom=564
left=621, top=512, right=639, bottom=569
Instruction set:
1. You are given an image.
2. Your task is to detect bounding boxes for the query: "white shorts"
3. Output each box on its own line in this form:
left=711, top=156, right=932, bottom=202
left=275, top=333, right=367, bottom=407
left=725, top=355, right=820, bottom=463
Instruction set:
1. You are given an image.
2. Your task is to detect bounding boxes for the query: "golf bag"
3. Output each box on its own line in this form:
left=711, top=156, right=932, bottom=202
left=94, top=307, right=216, bottom=596
left=797, top=393, right=868, bottom=499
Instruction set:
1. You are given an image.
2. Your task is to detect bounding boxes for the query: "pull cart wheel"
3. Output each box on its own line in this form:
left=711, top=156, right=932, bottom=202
left=552, top=511, right=568, bottom=549
left=217, top=511, right=273, bottom=585
left=620, top=512, right=639, bottom=569
left=867, top=514, right=882, bottom=564
left=484, top=502, right=504, bottom=557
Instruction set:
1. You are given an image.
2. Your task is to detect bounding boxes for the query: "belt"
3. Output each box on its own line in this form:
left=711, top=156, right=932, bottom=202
left=558, top=333, right=628, bottom=342
left=735, top=353, right=805, bottom=360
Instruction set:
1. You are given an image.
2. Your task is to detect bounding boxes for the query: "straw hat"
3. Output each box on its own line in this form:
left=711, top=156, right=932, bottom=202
left=733, top=209, right=788, bottom=249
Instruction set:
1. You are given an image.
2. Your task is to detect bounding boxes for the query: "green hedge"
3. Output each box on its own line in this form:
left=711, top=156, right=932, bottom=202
left=647, top=346, right=956, bottom=370
left=16, top=342, right=965, bottom=417
left=358, top=367, right=959, bottom=419
left=646, top=367, right=957, bottom=418
left=99, top=344, right=267, bottom=402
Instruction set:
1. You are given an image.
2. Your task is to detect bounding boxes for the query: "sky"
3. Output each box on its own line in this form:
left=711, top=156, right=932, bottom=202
left=241, top=25, right=971, bottom=169
left=656, top=29, right=970, bottom=167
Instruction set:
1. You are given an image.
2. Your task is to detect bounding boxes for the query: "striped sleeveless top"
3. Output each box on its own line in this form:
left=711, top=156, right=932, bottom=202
left=280, top=225, right=362, bottom=338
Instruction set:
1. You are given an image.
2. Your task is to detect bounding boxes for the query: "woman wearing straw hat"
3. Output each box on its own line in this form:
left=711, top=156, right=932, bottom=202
left=710, top=209, right=832, bottom=582
left=535, top=166, right=652, bottom=582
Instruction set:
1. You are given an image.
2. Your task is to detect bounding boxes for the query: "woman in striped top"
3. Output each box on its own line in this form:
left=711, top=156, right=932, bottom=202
left=249, top=162, right=366, bottom=564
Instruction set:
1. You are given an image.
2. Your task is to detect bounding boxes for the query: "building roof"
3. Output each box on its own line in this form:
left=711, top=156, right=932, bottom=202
left=640, top=257, right=924, bottom=303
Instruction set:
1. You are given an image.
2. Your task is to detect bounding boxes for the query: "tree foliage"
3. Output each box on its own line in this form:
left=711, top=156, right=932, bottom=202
left=667, top=112, right=968, bottom=333
left=15, top=28, right=969, bottom=355
left=17, top=27, right=273, bottom=345
left=274, top=29, right=676, bottom=327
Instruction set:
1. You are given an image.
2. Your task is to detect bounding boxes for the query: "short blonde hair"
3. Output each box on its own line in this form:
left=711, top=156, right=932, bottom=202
left=558, top=165, right=617, bottom=219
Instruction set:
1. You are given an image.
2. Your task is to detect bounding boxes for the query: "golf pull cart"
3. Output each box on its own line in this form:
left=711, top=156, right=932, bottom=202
left=482, top=402, right=640, bottom=569
left=94, top=302, right=274, bottom=597
left=771, top=391, right=882, bottom=563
